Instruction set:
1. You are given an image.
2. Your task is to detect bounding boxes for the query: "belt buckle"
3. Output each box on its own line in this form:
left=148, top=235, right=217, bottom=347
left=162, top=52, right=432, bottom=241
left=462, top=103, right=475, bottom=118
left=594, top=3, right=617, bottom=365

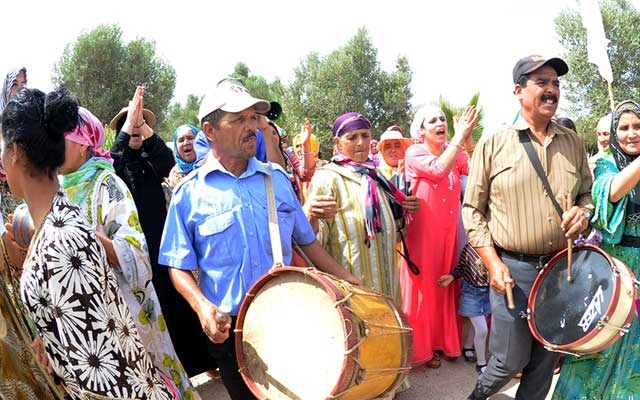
left=536, top=254, right=552, bottom=270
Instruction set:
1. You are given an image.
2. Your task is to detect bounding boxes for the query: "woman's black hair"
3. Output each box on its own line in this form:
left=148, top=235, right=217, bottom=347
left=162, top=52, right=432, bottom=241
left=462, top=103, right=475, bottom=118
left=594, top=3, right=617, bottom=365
left=556, top=117, right=577, bottom=133
left=1, top=86, right=78, bottom=179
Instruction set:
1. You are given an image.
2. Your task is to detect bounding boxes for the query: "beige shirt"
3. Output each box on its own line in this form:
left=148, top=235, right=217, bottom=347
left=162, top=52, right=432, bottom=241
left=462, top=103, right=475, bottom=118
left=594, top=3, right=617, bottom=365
left=462, top=117, right=594, bottom=255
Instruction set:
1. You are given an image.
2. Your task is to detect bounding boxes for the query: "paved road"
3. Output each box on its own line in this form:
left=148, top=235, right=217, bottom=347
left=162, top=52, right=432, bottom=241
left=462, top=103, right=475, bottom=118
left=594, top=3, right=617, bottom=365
left=191, top=358, right=558, bottom=399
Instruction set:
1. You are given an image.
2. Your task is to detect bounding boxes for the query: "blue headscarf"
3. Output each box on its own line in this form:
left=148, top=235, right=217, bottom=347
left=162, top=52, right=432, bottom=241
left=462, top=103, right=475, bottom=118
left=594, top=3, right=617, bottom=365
left=173, top=124, right=199, bottom=174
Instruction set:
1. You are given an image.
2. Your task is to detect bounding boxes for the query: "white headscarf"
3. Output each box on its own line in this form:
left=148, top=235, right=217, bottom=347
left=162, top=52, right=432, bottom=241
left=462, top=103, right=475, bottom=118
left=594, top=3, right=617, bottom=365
left=410, top=105, right=443, bottom=143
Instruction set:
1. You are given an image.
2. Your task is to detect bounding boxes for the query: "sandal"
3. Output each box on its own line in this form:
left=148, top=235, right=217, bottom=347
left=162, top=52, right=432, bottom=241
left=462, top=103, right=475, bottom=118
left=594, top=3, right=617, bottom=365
left=427, top=353, right=441, bottom=369
left=476, top=363, right=487, bottom=375
left=463, top=347, right=477, bottom=363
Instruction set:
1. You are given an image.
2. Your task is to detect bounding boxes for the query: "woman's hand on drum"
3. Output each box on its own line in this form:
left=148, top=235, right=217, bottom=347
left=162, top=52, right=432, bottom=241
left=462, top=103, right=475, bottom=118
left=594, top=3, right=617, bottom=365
left=561, top=206, right=590, bottom=238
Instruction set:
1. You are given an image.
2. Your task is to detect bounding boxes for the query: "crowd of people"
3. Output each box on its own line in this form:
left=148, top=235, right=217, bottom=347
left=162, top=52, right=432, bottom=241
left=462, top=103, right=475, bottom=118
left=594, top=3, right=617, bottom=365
left=0, top=51, right=638, bottom=400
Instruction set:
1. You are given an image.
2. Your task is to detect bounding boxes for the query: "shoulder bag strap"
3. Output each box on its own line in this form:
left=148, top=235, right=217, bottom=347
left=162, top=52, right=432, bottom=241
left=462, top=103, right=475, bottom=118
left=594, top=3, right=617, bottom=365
left=264, top=167, right=284, bottom=268
left=518, top=129, right=564, bottom=219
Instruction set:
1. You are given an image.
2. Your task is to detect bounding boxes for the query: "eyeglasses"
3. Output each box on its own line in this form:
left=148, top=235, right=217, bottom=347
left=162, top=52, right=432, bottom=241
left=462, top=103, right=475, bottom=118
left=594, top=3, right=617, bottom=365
left=335, top=114, right=370, bottom=136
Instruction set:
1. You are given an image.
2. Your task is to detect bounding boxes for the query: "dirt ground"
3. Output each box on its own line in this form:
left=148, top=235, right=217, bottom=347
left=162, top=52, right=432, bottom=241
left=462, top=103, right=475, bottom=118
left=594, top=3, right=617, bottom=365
left=190, top=359, right=559, bottom=399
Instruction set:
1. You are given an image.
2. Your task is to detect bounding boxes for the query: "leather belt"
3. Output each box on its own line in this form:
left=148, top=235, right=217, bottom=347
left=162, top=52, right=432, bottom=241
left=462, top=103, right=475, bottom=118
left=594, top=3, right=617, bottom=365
left=496, top=247, right=555, bottom=269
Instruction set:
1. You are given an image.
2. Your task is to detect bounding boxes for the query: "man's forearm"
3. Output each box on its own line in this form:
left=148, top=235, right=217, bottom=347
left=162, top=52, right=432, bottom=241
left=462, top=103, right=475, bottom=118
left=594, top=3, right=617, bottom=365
left=168, top=268, right=211, bottom=316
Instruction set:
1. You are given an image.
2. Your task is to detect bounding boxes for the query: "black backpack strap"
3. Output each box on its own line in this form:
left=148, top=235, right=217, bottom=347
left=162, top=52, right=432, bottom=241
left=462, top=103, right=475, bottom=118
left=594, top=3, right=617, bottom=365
left=518, top=129, right=564, bottom=219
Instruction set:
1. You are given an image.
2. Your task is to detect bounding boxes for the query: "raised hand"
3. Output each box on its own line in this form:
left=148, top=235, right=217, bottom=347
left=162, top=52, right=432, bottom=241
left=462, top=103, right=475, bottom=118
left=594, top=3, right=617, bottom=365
left=300, top=118, right=312, bottom=144
left=453, top=105, right=478, bottom=142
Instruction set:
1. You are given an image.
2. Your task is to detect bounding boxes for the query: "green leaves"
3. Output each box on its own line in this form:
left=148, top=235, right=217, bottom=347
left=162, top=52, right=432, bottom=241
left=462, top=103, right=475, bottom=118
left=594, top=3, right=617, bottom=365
left=555, top=0, right=640, bottom=153
left=439, top=93, right=484, bottom=142
left=53, top=24, right=176, bottom=136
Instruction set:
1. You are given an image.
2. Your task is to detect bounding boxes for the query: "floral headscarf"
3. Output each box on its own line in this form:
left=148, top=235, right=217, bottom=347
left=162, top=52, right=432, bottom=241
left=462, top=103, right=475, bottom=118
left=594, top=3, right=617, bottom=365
left=0, top=67, right=27, bottom=114
left=65, top=107, right=112, bottom=162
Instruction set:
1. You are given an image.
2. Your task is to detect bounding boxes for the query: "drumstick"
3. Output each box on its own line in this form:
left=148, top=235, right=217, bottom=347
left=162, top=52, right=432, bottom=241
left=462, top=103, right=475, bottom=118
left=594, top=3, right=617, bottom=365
left=565, top=195, right=573, bottom=283
left=505, top=282, right=515, bottom=310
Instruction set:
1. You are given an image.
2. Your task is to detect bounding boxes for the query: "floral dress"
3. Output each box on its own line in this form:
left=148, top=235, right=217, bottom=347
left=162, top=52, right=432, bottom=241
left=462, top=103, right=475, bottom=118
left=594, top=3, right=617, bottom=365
left=20, top=190, right=174, bottom=400
left=61, top=159, right=198, bottom=400
left=553, top=157, right=640, bottom=399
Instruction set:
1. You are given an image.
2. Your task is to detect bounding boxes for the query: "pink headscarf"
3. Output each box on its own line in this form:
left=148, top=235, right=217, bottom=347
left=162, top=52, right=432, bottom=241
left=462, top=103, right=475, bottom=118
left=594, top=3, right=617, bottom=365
left=65, top=107, right=112, bottom=162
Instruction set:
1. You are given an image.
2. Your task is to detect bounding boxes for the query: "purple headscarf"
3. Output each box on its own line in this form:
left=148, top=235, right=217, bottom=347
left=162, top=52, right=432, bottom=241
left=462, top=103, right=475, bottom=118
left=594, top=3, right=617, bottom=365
left=332, top=112, right=371, bottom=137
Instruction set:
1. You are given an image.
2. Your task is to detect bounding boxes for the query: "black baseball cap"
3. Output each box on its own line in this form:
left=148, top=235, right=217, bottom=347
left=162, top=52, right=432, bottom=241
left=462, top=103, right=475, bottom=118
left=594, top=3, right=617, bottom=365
left=512, top=55, right=569, bottom=84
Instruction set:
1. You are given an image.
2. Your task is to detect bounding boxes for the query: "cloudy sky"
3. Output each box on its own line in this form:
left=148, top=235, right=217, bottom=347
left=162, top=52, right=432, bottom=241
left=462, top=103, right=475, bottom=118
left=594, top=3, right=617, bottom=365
left=5, top=0, right=635, bottom=132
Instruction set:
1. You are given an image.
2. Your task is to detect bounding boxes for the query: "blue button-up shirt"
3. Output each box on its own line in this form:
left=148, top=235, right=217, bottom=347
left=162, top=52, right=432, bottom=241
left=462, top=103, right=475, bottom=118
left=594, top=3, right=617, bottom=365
left=159, top=156, right=315, bottom=315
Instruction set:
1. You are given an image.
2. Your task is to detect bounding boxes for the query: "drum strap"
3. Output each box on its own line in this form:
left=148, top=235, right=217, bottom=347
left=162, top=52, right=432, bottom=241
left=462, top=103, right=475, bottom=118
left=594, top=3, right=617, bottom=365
left=519, top=129, right=564, bottom=219
left=264, top=169, right=284, bottom=267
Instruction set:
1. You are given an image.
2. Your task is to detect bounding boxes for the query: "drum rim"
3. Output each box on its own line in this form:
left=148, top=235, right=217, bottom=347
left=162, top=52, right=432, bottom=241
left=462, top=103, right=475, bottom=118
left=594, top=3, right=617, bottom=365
left=234, top=266, right=358, bottom=399
left=527, top=244, right=635, bottom=353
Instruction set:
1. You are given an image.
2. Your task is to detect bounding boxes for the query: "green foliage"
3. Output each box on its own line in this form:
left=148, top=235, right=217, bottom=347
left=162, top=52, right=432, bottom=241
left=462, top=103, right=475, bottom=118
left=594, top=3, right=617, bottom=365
left=103, top=128, right=116, bottom=150
left=158, top=94, right=202, bottom=140
left=438, top=93, right=484, bottom=143
left=555, top=0, right=640, bottom=152
left=53, top=24, right=176, bottom=131
left=283, top=28, right=413, bottom=158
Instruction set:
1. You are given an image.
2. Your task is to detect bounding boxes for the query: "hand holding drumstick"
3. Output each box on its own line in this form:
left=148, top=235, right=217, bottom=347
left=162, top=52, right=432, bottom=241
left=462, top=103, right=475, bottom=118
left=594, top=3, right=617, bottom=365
left=561, top=194, right=591, bottom=282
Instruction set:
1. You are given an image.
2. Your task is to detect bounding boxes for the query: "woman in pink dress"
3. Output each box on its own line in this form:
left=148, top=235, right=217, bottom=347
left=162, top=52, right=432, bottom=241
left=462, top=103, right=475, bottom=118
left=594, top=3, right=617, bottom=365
left=401, top=105, right=477, bottom=368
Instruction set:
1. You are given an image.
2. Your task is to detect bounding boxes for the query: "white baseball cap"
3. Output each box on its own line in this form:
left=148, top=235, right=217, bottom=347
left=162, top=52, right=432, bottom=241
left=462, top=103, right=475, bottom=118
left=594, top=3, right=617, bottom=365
left=198, top=79, right=270, bottom=121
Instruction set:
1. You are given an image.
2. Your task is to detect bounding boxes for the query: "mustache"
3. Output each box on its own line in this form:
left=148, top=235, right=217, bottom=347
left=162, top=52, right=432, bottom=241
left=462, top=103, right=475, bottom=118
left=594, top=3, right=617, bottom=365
left=541, top=92, right=558, bottom=103
left=242, top=132, right=256, bottom=141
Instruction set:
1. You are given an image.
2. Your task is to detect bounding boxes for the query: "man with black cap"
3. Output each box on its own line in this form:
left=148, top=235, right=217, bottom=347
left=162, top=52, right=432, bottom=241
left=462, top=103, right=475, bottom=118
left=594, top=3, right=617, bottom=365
left=462, top=55, right=594, bottom=399
left=158, top=78, right=361, bottom=399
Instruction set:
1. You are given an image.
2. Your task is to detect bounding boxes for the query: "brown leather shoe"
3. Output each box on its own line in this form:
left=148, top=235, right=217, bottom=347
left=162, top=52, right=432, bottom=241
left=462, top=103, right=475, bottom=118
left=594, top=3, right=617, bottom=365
left=427, top=353, right=441, bottom=368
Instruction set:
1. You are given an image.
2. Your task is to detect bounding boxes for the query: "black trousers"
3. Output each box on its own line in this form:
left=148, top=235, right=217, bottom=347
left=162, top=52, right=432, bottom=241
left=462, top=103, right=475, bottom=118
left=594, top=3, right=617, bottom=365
left=207, top=317, right=257, bottom=400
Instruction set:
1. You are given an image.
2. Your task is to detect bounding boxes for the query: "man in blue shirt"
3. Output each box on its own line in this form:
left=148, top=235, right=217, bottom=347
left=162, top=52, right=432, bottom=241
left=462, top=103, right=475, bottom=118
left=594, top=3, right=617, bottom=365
left=159, top=78, right=360, bottom=400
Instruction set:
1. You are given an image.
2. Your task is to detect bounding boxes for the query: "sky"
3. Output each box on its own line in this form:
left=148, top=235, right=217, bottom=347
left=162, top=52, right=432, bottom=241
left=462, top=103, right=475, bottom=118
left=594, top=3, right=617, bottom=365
left=4, top=0, right=637, bottom=134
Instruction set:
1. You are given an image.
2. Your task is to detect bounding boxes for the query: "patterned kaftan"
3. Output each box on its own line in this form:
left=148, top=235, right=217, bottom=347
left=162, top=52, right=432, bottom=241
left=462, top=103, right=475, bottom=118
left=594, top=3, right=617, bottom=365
left=306, top=162, right=400, bottom=303
left=61, top=164, right=198, bottom=400
left=20, top=190, right=174, bottom=400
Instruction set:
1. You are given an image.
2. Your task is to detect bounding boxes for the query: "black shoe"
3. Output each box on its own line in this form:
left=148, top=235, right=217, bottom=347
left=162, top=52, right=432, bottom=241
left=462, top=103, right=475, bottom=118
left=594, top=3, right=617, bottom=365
left=467, top=384, right=488, bottom=400
left=463, top=347, right=477, bottom=363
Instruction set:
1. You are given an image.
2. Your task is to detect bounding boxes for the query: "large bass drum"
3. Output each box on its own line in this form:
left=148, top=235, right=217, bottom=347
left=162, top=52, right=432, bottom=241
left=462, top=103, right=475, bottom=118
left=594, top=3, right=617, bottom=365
left=235, top=266, right=413, bottom=400
left=528, top=245, right=637, bottom=355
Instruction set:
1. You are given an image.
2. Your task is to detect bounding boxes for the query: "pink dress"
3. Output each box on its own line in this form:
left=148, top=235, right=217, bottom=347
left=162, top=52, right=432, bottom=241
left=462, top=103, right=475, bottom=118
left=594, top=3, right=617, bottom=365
left=400, top=143, right=467, bottom=364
